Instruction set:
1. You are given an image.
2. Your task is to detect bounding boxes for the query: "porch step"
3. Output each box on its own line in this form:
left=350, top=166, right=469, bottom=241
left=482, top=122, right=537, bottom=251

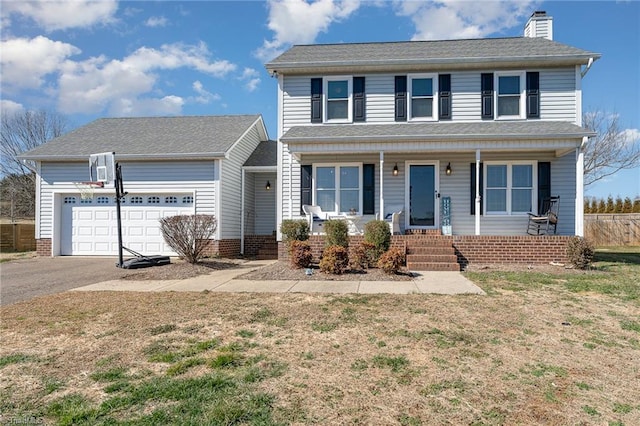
left=404, top=235, right=460, bottom=272
left=406, top=262, right=461, bottom=272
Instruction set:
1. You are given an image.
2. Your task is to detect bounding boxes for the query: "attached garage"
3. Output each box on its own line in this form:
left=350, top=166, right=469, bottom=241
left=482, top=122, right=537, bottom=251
left=59, top=193, right=194, bottom=256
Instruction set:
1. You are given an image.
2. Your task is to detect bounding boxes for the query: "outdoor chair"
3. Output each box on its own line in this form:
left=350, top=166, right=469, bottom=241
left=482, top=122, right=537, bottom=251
left=302, top=204, right=327, bottom=235
left=377, top=205, right=404, bottom=235
left=527, top=196, right=560, bottom=235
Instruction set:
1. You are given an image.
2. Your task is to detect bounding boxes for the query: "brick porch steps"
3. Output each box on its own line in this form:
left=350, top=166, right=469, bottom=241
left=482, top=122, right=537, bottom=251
left=256, top=241, right=278, bottom=260
left=404, top=234, right=461, bottom=271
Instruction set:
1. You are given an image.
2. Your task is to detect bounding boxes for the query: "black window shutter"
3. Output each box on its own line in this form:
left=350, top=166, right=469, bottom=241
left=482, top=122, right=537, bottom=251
left=470, top=163, right=484, bottom=215
left=353, top=77, right=365, bottom=122
left=537, top=162, right=551, bottom=214
left=300, top=165, right=312, bottom=215
left=439, top=74, right=451, bottom=120
left=363, top=164, right=375, bottom=215
left=526, top=72, right=540, bottom=118
left=481, top=73, right=494, bottom=119
left=395, top=76, right=407, bottom=122
left=310, top=78, right=322, bottom=123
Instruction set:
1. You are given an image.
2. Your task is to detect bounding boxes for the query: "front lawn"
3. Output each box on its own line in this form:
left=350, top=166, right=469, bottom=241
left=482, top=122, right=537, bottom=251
left=1, top=247, right=638, bottom=425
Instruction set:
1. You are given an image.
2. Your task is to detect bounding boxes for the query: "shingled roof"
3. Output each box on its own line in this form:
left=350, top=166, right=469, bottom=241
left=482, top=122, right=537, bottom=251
left=20, top=115, right=267, bottom=160
left=281, top=121, right=595, bottom=143
left=266, top=37, right=600, bottom=74
left=243, top=140, right=277, bottom=167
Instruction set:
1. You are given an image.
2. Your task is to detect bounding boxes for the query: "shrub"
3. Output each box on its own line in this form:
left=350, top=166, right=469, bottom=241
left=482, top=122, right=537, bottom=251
left=159, top=214, right=217, bottom=263
left=364, top=220, right=391, bottom=260
left=566, top=236, right=595, bottom=270
left=319, top=245, right=349, bottom=274
left=323, top=219, right=349, bottom=248
left=290, top=240, right=313, bottom=269
left=349, top=243, right=368, bottom=271
left=377, top=247, right=406, bottom=274
left=280, top=219, right=309, bottom=244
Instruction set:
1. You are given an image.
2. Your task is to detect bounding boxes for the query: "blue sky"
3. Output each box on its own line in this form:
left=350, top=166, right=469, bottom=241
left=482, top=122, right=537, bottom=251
left=1, top=0, right=638, bottom=198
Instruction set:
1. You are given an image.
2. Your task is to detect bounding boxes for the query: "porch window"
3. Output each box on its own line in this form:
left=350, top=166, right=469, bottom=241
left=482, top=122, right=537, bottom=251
left=324, top=77, right=352, bottom=122
left=496, top=72, right=525, bottom=119
left=485, top=162, right=534, bottom=214
left=314, top=164, right=361, bottom=214
left=408, top=74, right=438, bottom=120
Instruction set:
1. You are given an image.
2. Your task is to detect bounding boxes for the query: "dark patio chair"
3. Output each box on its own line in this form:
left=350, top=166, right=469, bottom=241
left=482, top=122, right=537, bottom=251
left=527, top=196, right=560, bottom=235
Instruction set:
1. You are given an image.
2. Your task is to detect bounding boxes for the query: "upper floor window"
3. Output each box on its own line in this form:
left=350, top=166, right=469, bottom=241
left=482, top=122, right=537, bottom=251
left=324, top=77, right=352, bottom=122
left=496, top=72, right=525, bottom=119
left=408, top=74, right=438, bottom=120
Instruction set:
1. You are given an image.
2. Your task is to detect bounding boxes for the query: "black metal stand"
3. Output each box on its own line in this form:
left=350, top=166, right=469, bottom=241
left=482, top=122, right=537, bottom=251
left=114, top=162, right=170, bottom=269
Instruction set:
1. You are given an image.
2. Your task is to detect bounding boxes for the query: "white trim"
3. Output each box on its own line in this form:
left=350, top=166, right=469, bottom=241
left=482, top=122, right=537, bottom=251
left=277, top=74, right=284, bottom=240
left=35, top=162, right=41, bottom=240
left=323, top=75, right=353, bottom=123
left=576, top=145, right=585, bottom=236
left=312, top=162, right=363, bottom=214
left=495, top=71, right=526, bottom=120
left=475, top=150, right=481, bottom=235
left=408, top=73, right=438, bottom=121
left=483, top=160, right=537, bottom=216
left=404, top=161, right=440, bottom=230
left=575, top=65, right=582, bottom=126
left=214, top=159, right=222, bottom=240
left=379, top=152, right=384, bottom=220
left=240, top=168, right=245, bottom=254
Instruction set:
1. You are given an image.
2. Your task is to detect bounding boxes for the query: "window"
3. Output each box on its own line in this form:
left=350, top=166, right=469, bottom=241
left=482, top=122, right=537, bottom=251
left=485, top=162, right=535, bottom=214
left=97, top=196, right=110, bottom=204
left=165, top=196, right=177, bottom=204
left=130, top=196, right=143, bottom=204
left=182, top=196, right=193, bottom=204
left=80, top=198, right=93, bottom=204
left=148, top=196, right=160, bottom=204
left=324, top=77, right=352, bottom=122
left=64, top=196, right=76, bottom=204
left=496, top=72, right=525, bottom=118
left=314, top=164, right=361, bottom=214
left=408, top=74, right=438, bottom=120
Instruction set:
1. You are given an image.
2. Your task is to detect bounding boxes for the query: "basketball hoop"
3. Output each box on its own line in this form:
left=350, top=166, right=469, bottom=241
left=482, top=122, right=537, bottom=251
left=73, top=181, right=104, bottom=201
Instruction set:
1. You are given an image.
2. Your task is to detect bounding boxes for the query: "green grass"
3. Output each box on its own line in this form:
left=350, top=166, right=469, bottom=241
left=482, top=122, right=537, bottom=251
left=0, top=353, right=38, bottom=367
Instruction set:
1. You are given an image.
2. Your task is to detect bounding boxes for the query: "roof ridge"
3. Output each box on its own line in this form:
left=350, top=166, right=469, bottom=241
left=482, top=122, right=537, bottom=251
left=288, top=37, right=536, bottom=48
left=97, top=114, right=260, bottom=121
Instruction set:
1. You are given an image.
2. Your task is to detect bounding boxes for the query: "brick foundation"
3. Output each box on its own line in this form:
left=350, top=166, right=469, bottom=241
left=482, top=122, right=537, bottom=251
left=278, top=234, right=571, bottom=268
left=36, top=238, right=52, bottom=256
left=201, top=239, right=241, bottom=258
left=453, top=235, right=570, bottom=268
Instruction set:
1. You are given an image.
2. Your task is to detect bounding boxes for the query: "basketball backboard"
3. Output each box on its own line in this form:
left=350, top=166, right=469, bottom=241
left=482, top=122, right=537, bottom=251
left=89, top=152, right=116, bottom=188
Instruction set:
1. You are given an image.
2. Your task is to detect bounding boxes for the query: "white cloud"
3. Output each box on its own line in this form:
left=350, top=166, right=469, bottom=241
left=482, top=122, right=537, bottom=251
left=1, top=36, right=81, bottom=89
left=109, top=96, right=184, bottom=117
left=57, top=42, right=237, bottom=115
left=1, top=0, right=118, bottom=32
left=393, top=0, right=536, bottom=40
left=0, top=100, right=25, bottom=115
left=239, top=68, right=261, bottom=92
left=620, top=128, right=640, bottom=144
left=255, top=0, right=361, bottom=61
left=191, top=81, right=220, bottom=104
left=145, top=16, right=168, bottom=28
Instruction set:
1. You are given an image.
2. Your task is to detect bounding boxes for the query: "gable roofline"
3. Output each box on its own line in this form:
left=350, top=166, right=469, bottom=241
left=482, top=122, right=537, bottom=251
left=266, top=37, right=600, bottom=75
left=19, top=114, right=268, bottom=162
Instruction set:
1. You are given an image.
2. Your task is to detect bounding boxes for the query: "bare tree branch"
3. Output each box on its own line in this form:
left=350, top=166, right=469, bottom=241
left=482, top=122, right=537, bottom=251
left=583, top=110, right=640, bottom=187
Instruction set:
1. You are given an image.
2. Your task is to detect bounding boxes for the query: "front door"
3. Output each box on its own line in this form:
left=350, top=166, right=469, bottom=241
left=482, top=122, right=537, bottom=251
left=406, top=162, right=439, bottom=229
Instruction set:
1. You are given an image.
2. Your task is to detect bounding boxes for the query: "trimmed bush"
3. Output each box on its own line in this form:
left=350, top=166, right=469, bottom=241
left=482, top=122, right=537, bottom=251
left=566, top=236, right=595, bottom=270
left=349, top=243, right=368, bottom=271
left=364, top=220, right=391, bottom=261
left=159, top=214, right=217, bottom=263
left=280, top=219, right=309, bottom=244
left=323, top=219, right=349, bottom=248
left=319, top=245, right=349, bottom=274
left=377, top=247, right=405, bottom=274
left=290, top=240, right=313, bottom=269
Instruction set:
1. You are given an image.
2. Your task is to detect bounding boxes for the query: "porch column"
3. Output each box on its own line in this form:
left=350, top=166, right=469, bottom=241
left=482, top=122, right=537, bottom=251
left=475, top=149, right=481, bottom=235
left=575, top=141, right=586, bottom=236
left=240, top=168, right=245, bottom=254
left=288, top=153, right=293, bottom=219
left=379, top=151, right=384, bottom=218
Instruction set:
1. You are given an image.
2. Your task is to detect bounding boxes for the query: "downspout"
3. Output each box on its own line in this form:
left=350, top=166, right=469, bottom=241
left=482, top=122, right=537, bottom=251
left=580, top=57, right=594, bottom=78
left=379, top=151, right=384, bottom=219
left=475, top=149, right=481, bottom=235
left=240, top=168, right=245, bottom=255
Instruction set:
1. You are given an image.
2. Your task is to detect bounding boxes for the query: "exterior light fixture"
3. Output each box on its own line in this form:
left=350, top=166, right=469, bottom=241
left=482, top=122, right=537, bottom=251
left=446, top=163, right=452, bottom=176
left=265, top=180, right=271, bottom=190
left=392, top=163, right=399, bottom=176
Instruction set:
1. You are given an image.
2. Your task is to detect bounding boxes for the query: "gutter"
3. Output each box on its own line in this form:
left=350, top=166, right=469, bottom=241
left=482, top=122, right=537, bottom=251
left=18, top=152, right=228, bottom=161
left=580, top=57, right=595, bottom=78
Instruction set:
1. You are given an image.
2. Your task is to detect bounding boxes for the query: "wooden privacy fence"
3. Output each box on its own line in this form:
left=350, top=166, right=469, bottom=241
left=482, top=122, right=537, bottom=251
left=0, top=223, right=36, bottom=252
left=584, top=214, right=640, bottom=246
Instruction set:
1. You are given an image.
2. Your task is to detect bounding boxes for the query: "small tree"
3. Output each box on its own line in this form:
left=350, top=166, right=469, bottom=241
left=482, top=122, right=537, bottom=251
left=605, top=195, right=615, bottom=213
left=614, top=196, right=624, bottom=213
left=623, top=197, right=633, bottom=213
left=566, top=236, right=595, bottom=270
left=597, top=199, right=606, bottom=213
left=159, top=214, right=217, bottom=263
left=590, top=198, right=599, bottom=214
left=583, top=199, right=591, bottom=214
left=634, top=199, right=640, bottom=213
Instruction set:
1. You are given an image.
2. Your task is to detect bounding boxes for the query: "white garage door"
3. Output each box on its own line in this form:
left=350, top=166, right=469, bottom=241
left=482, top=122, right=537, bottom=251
left=61, top=193, right=194, bottom=256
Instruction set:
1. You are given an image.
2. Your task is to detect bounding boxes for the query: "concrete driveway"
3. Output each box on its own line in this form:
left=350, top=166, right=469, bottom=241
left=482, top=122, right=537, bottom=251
left=1, top=256, right=134, bottom=306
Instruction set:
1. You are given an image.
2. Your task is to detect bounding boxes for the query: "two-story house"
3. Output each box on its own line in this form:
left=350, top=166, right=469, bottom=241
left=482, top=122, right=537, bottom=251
left=265, top=11, right=600, bottom=268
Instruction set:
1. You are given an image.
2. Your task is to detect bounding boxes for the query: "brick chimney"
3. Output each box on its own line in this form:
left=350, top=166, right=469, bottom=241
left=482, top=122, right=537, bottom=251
left=524, top=11, right=553, bottom=40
